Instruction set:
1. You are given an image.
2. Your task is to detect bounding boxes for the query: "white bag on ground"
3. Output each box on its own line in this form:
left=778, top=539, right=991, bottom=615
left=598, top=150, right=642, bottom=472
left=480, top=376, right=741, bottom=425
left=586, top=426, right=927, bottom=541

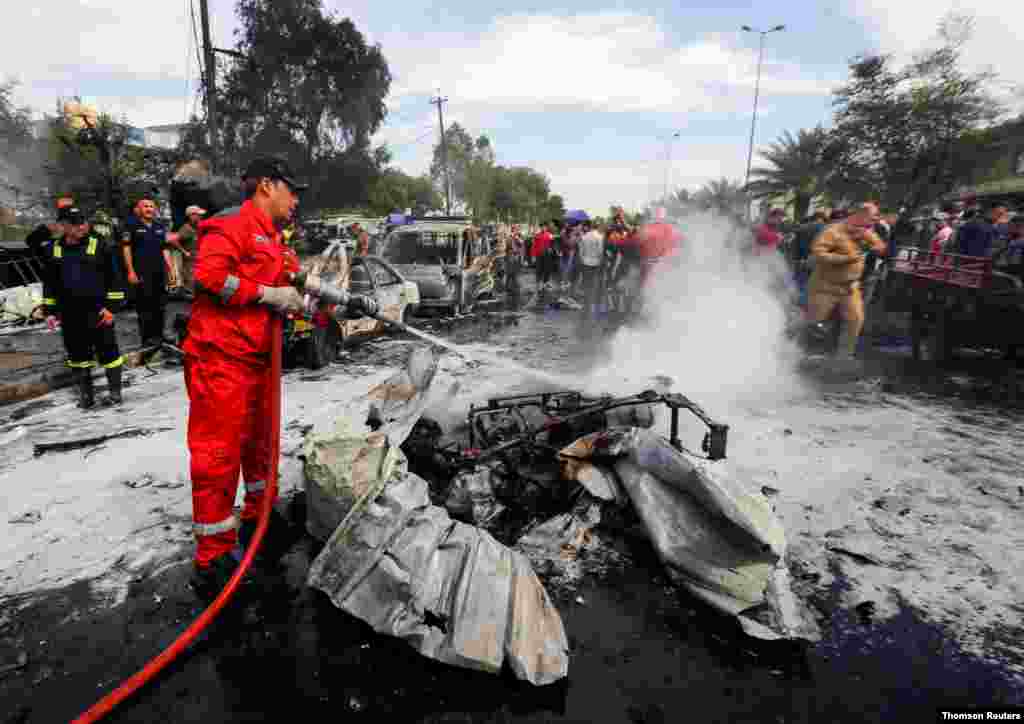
left=0, top=283, right=43, bottom=322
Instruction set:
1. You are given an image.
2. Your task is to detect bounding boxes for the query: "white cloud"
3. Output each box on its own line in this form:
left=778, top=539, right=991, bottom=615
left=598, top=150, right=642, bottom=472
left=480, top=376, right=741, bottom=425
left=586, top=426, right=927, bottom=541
left=528, top=145, right=749, bottom=217
left=4, top=4, right=830, bottom=211
left=2, top=0, right=236, bottom=126
left=844, top=0, right=1023, bottom=98
left=384, top=13, right=834, bottom=115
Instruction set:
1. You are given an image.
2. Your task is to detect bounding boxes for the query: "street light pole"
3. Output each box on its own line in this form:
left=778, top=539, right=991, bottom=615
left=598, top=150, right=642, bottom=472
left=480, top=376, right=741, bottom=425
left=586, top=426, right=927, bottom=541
left=663, top=131, right=680, bottom=202
left=741, top=24, right=785, bottom=220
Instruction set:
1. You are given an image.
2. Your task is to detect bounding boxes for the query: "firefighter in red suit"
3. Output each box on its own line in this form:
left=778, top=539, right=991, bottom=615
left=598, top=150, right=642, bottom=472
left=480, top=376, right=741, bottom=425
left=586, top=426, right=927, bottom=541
left=184, top=157, right=378, bottom=601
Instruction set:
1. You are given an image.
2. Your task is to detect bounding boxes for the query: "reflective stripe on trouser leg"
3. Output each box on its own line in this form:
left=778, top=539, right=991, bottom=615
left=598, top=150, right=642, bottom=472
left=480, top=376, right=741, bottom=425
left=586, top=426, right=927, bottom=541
left=186, top=351, right=251, bottom=567
left=193, top=515, right=238, bottom=537
left=240, top=366, right=275, bottom=522
left=95, top=322, right=123, bottom=369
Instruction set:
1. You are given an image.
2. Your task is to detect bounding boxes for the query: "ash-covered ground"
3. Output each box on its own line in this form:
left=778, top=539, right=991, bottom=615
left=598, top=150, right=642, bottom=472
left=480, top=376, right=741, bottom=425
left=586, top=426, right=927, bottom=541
left=1, top=301, right=1022, bottom=723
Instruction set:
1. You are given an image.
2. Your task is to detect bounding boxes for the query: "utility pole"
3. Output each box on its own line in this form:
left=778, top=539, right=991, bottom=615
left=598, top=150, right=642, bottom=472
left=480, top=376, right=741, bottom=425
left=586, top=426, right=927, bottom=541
left=431, top=94, right=451, bottom=215
left=741, top=24, right=785, bottom=221
left=199, top=0, right=218, bottom=171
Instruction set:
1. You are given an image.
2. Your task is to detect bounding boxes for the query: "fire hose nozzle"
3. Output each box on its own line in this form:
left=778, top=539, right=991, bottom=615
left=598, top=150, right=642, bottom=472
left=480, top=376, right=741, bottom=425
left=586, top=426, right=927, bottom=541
left=290, top=271, right=351, bottom=307
left=290, top=271, right=397, bottom=326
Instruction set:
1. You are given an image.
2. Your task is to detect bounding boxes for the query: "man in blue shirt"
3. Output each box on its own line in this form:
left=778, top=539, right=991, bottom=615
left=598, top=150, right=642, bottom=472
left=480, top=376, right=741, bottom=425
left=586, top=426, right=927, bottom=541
left=121, top=194, right=174, bottom=347
left=957, top=203, right=1006, bottom=257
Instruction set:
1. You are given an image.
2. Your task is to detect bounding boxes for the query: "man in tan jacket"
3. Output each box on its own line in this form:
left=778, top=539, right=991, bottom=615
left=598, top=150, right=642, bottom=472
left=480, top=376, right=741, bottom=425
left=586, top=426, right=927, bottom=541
left=807, top=202, right=887, bottom=359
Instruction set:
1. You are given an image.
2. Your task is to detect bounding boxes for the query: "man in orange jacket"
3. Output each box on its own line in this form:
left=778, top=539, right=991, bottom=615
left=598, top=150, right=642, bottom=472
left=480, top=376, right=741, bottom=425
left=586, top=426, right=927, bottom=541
left=184, top=157, right=378, bottom=601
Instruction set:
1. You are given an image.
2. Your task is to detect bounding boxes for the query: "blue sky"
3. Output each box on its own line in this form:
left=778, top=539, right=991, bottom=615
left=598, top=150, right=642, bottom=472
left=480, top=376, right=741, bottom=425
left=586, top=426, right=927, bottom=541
left=5, top=0, right=1015, bottom=215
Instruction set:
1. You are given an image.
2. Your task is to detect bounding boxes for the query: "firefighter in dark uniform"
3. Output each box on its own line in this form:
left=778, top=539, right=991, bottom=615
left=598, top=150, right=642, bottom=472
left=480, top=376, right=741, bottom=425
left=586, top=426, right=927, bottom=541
left=121, top=194, right=173, bottom=347
left=42, top=207, right=126, bottom=409
left=25, top=197, right=74, bottom=267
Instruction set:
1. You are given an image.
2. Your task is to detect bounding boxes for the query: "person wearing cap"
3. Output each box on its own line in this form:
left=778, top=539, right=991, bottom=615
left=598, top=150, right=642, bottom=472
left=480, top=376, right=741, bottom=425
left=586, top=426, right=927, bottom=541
left=121, top=194, right=174, bottom=347
left=170, top=205, right=206, bottom=295
left=183, top=156, right=380, bottom=602
left=41, top=207, right=126, bottom=408
left=25, top=197, right=75, bottom=267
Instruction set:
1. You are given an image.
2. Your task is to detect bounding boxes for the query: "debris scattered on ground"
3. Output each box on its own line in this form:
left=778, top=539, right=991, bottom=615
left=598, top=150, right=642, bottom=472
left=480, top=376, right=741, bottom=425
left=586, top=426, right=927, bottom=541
left=9, top=510, right=42, bottom=524
left=302, top=364, right=803, bottom=689
left=0, top=652, right=29, bottom=678
left=32, top=427, right=174, bottom=457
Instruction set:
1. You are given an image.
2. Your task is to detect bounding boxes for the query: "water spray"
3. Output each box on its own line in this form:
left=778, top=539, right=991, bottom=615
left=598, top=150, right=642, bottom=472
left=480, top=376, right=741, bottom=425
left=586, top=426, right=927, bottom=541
left=290, top=272, right=577, bottom=387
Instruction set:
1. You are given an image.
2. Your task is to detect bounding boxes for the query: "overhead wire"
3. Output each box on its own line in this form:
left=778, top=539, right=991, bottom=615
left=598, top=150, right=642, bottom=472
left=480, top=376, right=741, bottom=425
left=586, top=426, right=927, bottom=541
left=189, top=0, right=206, bottom=116
left=386, top=127, right=436, bottom=154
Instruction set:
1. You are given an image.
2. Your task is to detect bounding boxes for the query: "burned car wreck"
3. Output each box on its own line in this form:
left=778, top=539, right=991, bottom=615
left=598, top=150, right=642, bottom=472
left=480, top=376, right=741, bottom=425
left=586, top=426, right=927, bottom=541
left=299, top=346, right=799, bottom=689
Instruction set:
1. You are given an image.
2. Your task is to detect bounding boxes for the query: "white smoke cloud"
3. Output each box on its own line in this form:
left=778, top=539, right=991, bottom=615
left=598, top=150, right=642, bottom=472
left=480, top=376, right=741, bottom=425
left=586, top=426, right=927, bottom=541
left=584, top=212, right=807, bottom=434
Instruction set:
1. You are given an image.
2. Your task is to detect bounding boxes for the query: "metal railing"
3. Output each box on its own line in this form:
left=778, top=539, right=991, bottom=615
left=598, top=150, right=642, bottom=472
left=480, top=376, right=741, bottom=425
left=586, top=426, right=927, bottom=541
left=0, top=255, right=46, bottom=291
left=889, top=246, right=993, bottom=289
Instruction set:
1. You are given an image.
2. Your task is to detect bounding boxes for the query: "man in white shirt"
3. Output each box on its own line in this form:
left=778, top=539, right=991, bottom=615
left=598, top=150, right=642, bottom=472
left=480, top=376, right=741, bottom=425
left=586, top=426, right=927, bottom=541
left=578, top=221, right=605, bottom=318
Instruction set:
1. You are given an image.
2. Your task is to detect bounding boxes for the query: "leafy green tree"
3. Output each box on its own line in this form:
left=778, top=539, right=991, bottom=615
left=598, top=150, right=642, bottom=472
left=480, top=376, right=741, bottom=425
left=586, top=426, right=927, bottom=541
left=368, top=169, right=440, bottom=216
left=829, top=14, right=1001, bottom=211
left=694, top=178, right=746, bottom=216
left=0, top=81, right=48, bottom=214
left=214, top=0, right=391, bottom=210
left=430, top=122, right=495, bottom=214
left=748, top=126, right=833, bottom=220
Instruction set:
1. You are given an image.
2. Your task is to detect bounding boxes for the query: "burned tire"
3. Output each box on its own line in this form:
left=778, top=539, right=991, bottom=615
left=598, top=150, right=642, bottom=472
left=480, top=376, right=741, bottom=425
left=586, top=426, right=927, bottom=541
left=307, top=322, right=340, bottom=369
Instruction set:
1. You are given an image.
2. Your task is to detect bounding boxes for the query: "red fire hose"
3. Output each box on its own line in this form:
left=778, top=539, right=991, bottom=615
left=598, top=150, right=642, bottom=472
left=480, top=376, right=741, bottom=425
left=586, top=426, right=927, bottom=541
left=72, top=316, right=284, bottom=723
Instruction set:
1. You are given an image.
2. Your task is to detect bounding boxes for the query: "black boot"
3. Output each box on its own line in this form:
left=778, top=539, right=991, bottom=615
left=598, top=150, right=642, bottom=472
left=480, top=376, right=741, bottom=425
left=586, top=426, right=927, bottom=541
left=102, top=365, right=123, bottom=406
left=239, top=510, right=295, bottom=569
left=76, top=368, right=95, bottom=409
left=190, top=554, right=242, bottom=606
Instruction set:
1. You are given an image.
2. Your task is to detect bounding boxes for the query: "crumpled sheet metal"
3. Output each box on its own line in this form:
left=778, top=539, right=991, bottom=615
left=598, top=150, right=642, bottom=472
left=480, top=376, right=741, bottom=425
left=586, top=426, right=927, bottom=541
left=303, top=345, right=442, bottom=541
left=558, top=435, right=627, bottom=504
left=307, top=471, right=569, bottom=686
left=561, top=427, right=791, bottom=639
left=444, top=466, right=506, bottom=528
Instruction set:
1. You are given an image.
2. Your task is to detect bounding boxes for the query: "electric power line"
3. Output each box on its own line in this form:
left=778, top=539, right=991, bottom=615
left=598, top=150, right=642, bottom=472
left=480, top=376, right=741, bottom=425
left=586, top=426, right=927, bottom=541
left=386, top=128, right=436, bottom=154
left=189, top=0, right=206, bottom=115
left=384, top=105, right=431, bottom=125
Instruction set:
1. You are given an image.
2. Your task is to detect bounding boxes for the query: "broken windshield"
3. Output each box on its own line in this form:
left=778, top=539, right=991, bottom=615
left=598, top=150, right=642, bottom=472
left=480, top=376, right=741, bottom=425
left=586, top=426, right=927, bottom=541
left=382, top=231, right=460, bottom=266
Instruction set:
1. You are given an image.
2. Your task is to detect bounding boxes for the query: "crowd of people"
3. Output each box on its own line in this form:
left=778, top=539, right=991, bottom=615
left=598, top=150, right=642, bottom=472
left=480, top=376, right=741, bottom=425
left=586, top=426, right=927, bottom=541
left=484, top=206, right=682, bottom=318
left=926, top=201, right=1024, bottom=276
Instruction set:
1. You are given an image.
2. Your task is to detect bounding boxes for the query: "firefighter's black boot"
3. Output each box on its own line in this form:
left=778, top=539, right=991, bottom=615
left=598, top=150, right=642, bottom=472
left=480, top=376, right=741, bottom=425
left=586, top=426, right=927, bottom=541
left=239, top=509, right=294, bottom=570
left=102, top=365, right=123, bottom=406
left=190, top=554, right=242, bottom=606
left=76, top=368, right=95, bottom=410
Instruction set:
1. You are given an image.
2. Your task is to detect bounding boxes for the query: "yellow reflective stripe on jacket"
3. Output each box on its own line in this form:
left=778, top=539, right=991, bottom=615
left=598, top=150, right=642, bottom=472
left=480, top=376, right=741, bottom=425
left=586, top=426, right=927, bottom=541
left=53, top=244, right=62, bottom=259
left=86, top=237, right=98, bottom=255
left=42, top=297, right=57, bottom=305
left=102, top=356, right=124, bottom=369
left=106, top=291, right=125, bottom=300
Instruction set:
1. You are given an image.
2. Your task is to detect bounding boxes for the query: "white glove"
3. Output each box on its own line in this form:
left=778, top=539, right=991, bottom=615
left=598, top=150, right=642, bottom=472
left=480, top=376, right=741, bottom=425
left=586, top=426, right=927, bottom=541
left=258, top=285, right=305, bottom=314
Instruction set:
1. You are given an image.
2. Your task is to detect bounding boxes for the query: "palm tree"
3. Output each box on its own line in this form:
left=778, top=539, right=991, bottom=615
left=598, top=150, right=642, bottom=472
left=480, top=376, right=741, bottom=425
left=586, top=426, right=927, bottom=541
left=694, top=178, right=746, bottom=216
left=747, top=126, right=832, bottom=220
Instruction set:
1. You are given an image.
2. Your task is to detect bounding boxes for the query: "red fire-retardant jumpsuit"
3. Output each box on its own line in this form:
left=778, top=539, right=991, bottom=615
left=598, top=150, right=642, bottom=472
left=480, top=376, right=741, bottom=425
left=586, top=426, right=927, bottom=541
left=183, top=200, right=299, bottom=568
